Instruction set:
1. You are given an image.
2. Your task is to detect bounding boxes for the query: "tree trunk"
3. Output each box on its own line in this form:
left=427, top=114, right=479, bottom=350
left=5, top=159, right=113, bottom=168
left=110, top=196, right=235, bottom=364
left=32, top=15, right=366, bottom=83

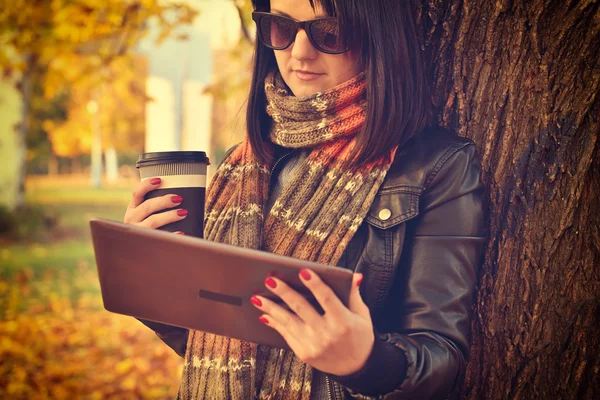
left=89, top=93, right=103, bottom=188
left=0, top=77, right=23, bottom=211
left=13, top=55, right=37, bottom=209
left=48, top=156, right=58, bottom=175
left=105, top=147, right=119, bottom=184
left=418, top=0, right=600, bottom=398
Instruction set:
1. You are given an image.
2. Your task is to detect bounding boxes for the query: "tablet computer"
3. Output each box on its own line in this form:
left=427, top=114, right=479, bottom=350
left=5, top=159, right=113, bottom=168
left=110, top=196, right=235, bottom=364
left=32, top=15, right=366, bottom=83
left=89, top=218, right=354, bottom=350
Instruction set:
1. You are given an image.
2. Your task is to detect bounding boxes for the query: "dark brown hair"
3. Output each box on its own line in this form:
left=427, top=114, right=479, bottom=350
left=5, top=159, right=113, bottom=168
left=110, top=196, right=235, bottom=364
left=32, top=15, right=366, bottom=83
left=248, top=0, right=430, bottom=165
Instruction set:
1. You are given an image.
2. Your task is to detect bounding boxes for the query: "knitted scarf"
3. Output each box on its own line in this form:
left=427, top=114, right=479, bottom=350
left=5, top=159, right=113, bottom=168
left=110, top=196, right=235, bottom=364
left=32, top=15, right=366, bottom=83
left=177, top=71, right=397, bottom=400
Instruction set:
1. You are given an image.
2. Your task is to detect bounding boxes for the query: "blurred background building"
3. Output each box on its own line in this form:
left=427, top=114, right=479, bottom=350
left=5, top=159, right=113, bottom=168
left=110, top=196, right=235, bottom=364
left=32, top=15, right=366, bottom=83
left=141, top=0, right=243, bottom=161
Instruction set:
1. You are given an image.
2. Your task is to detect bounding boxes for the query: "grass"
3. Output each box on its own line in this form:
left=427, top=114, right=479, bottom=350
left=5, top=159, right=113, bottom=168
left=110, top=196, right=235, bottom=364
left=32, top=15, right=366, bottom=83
left=1, top=242, right=95, bottom=283
left=0, top=176, right=183, bottom=399
left=2, top=182, right=129, bottom=277
left=27, top=187, right=133, bottom=206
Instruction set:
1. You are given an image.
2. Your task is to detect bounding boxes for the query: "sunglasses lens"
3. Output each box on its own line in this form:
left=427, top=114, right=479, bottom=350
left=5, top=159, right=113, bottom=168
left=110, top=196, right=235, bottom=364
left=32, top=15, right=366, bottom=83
left=260, top=15, right=294, bottom=49
left=310, top=19, right=345, bottom=53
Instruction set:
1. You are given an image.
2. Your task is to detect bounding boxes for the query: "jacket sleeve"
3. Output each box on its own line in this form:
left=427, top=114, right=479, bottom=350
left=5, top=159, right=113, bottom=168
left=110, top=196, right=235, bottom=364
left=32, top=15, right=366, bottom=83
left=135, top=143, right=242, bottom=359
left=333, top=143, right=487, bottom=399
left=136, top=319, right=188, bottom=358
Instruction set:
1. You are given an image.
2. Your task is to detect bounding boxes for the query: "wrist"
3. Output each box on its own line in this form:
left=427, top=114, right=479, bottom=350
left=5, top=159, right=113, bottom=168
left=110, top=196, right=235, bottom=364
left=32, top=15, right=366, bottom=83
left=343, top=331, right=375, bottom=376
left=329, top=333, right=407, bottom=396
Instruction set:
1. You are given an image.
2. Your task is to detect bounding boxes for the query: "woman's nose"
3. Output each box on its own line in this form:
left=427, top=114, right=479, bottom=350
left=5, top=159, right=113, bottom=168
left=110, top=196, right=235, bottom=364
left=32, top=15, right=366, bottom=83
left=290, top=29, right=318, bottom=61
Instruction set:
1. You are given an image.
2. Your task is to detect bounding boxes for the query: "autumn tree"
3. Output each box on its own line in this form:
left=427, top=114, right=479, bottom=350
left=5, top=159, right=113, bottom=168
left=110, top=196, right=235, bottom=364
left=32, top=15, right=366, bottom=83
left=228, top=0, right=599, bottom=397
left=419, top=1, right=600, bottom=398
left=43, top=54, right=148, bottom=165
left=0, top=0, right=198, bottom=210
left=415, top=1, right=600, bottom=398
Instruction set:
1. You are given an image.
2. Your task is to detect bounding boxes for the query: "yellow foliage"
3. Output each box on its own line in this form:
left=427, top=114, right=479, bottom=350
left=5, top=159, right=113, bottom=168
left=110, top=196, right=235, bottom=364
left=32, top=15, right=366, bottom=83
left=0, top=265, right=183, bottom=399
left=44, top=54, right=148, bottom=157
left=0, top=0, right=198, bottom=74
left=0, top=0, right=199, bottom=158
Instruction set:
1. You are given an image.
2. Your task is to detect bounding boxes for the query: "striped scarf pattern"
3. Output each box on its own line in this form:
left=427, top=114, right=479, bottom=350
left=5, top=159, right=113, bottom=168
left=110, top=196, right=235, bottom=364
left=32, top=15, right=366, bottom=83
left=177, top=71, right=397, bottom=400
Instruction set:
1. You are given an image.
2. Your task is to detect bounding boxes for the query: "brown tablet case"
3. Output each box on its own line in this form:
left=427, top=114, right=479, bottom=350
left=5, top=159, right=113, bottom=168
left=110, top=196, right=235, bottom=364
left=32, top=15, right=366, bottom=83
left=89, top=218, right=354, bottom=350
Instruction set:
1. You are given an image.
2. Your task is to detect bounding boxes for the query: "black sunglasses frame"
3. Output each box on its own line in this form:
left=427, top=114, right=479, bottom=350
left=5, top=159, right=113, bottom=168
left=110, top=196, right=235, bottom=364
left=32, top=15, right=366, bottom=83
left=251, top=11, right=349, bottom=55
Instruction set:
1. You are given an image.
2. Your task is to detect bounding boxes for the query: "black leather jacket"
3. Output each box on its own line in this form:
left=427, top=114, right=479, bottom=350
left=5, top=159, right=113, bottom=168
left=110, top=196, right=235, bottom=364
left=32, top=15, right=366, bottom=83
left=140, top=126, right=487, bottom=399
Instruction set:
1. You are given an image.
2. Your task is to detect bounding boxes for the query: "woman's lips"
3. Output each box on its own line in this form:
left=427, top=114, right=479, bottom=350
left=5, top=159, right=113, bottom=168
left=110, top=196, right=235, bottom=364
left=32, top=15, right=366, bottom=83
left=294, top=70, right=324, bottom=81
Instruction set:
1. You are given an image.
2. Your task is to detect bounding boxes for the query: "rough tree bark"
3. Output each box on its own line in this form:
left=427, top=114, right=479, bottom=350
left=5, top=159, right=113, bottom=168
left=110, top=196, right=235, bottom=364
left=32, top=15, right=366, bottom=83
left=15, top=55, right=37, bottom=210
left=417, top=0, right=600, bottom=398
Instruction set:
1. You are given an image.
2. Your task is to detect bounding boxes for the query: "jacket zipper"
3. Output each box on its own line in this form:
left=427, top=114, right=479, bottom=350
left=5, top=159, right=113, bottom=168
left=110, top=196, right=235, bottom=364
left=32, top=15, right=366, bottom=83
left=269, top=150, right=294, bottom=192
left=326, top=375, right=334, bottom=400
left=270, top=150, right=294, bottom=176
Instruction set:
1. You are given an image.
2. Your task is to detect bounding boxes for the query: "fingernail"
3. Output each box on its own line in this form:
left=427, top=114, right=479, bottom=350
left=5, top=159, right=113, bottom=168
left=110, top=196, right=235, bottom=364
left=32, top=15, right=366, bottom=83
left=174, top=231, right=185, bottom=235
left=177, top=209, right=188, bottom=217
left=299, top=269, right=311, bottom=281
left=259, top=316, right=269, bottom=325
left=171, top=195, right=183, bottom=203
left=150, top=178, right=161, bottom=185
left=265, top=277, right=277, bottom=289
left=250, top=296, right=262, bottom=307
left=356, top=274, right=363, bottom=287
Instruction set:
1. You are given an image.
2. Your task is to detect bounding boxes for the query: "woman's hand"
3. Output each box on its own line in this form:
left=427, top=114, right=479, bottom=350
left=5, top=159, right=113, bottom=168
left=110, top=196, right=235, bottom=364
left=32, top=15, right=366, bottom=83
left=123, top=177, right=188, bottom=231
left=251, top=270, right=374, bottom=376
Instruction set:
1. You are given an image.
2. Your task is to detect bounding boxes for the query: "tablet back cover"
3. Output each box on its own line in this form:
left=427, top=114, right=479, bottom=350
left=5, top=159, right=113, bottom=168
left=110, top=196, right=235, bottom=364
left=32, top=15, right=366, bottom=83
left=90, top=218, right=353, bottom=349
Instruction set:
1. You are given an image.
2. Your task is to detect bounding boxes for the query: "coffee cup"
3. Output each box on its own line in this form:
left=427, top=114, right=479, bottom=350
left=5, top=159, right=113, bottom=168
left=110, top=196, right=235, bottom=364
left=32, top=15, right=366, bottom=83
left=136, top=151, right=210, bottom=238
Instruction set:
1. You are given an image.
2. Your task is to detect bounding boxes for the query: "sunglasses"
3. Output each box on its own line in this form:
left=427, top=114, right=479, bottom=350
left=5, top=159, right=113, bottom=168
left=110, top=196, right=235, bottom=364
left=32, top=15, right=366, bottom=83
left=252, top=11, right=349, bottom=54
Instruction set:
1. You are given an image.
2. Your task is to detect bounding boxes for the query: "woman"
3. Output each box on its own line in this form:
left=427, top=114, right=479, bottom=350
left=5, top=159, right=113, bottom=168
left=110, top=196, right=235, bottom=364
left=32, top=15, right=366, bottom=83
left=124, top=0, right=487, bottom=398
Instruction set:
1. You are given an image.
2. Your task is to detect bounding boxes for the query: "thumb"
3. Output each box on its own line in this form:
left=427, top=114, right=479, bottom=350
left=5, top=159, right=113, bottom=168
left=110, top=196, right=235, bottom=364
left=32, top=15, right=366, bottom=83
left=348, top=273, right=370, bottom=318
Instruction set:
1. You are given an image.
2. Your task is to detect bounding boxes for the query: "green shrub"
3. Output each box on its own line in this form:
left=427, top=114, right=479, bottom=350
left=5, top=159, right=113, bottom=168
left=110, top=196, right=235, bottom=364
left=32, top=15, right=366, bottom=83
left=0, top=204, right=58, bottom=242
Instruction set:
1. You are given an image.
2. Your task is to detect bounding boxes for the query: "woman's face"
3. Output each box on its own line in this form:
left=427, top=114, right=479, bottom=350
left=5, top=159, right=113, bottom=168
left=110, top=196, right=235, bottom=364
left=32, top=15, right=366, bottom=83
left=269, top=0, right=362, bottom=97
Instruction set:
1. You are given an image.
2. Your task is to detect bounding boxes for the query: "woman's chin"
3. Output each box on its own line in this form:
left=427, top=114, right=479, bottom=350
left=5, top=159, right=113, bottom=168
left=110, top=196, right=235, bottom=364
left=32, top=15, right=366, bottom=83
left=289, top=83, right=325, bottom=98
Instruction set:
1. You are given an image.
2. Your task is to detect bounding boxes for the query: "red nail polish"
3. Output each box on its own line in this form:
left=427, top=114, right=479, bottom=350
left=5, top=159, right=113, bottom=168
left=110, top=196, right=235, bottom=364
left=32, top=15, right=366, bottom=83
left=259, top=316, right=269, bottom=325
left=177, top=209, right=188, bottom=217
left=171, top=195, right=183, bottom=203
left=300, top=269, right=311, bottom=281
left=174, top=231, right=185, bottom=235
left=150, top=178, right=161, bottom=185
left=265, top=277, right=277, bottom=289
left=356, top=274, right=363, bottom=287
left=250, top=296, right=262, bottom=307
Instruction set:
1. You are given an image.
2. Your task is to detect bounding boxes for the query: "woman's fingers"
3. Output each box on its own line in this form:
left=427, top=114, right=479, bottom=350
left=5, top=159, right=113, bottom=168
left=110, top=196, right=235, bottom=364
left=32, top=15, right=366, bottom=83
left=123, top=176, right=187, bottom=229
left=252, top=294, right=318, bottom=357
left=137, top=208, right=188, bottom=229
left=123, top=178, right=188, bottom=233
left=256, top=313, right=304, bottom=354
left=297, top=269, right=348, bottom=321
left=251, top=294, right=304, bottom=331
left=253, top=278, right=322, bottom=326
left=348, top=273, right=370, bottom=318
left=128, top=177, right=162, bottom=209
left=131, top=194, right=183, bottom=221
left=124, top=194, right=185, bottom=225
